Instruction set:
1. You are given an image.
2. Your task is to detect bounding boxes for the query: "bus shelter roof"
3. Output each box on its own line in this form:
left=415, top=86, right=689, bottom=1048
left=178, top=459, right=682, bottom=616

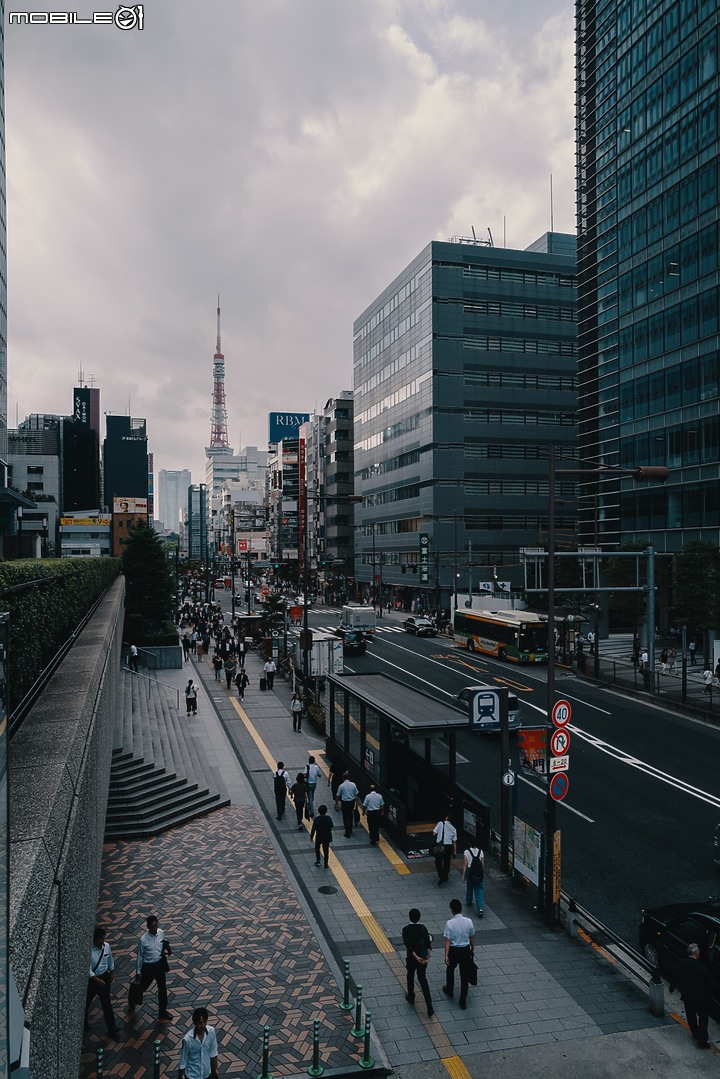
left=328, top=673, right=466, bottom=734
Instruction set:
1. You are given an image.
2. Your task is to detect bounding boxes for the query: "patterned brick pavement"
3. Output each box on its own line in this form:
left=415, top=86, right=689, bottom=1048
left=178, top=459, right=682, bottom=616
left=79, top=806, right=361, bottom=1077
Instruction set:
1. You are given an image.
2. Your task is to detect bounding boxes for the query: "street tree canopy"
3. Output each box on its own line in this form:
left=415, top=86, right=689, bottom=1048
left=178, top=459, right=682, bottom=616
left=122, top=519, right=176, bottom=642
left=672, top=540, right=720, bottom=650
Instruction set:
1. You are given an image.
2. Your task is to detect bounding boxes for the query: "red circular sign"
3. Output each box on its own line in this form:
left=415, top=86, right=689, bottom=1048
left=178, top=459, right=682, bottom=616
left=551, top=699, right=572, bottom=727
left=261, top=587, right=270, bottom=595
left=550, top=728, right=571, bottom=755
left=549, top=772, right=570, bottom=802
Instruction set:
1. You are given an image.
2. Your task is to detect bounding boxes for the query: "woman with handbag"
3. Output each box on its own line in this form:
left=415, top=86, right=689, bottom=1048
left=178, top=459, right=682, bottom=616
left=431, top=813, right=457, bottom=885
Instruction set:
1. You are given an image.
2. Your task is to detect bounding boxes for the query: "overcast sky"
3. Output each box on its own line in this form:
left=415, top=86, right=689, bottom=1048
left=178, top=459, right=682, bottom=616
left=6, top=0, right=575, bottom=483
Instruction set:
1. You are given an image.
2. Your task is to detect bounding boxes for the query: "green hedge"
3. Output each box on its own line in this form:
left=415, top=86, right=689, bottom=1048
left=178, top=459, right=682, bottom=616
left=0, top=558, right=121, bottom=713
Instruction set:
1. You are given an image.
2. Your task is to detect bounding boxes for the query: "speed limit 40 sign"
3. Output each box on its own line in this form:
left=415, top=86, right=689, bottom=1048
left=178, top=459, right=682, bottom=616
left=551, top=699, right=572, bottom=728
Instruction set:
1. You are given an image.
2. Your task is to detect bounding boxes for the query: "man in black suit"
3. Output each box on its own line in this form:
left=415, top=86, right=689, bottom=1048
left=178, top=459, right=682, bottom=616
left=669, top=943, right=714, bottom=1048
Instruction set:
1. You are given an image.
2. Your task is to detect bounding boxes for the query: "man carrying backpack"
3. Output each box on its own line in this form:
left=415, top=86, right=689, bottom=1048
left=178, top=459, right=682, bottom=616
left=272, top=762, right=290, bottom=821
left=462, top=842, right=485, bottom=917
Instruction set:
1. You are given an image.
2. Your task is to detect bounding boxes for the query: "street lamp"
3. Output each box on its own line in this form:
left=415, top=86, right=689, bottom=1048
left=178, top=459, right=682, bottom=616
left=543, top=450, right=668, bottom=926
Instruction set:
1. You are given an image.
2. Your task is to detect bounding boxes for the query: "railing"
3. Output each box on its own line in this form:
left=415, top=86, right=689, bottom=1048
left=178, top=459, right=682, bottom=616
left=124, top=667, right=181, bottom=710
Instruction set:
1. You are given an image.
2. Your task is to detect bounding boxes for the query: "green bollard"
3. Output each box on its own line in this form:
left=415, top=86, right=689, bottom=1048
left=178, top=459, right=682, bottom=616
left=350, top=985, right=364, bottom=1038
left=256, top=1024, right=272, bottom=1079
left=307, top=1017, right=325, bottom=1077
left=358, top=1010, right=375, bottom=1070
left=96, top=1046, right=104, bottom=1078
left=153, top=1039, right=161, bottom=1079
left=339, top=960, right=353, bottom=1011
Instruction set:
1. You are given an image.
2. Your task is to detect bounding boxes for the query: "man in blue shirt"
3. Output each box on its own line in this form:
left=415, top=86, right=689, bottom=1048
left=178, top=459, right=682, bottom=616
left=85, top=926, right=118, bottom=1037
left=179, top=1007, right=219, bottom=1079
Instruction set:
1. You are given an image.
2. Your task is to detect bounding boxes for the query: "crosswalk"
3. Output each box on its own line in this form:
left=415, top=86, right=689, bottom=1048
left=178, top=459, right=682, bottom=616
left=313, top=621, right=409, bottom=636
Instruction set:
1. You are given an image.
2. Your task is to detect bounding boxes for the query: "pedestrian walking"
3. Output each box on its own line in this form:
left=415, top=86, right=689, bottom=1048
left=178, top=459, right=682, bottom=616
left=128, top=644, right=139, bottom=673
left=669, top=647, right=677, bottom=675
left=632, top=635, right=640, bottom=667
left=182, top=632, right=191, bottom=662
left=362, top=783, right=384, bottom=845
left=703, top=664, right=713, bottom=693
left=640, top=647, right=649, bottom=669
left=237, top=639, right=246, bottom=668
left=660, top=648, right=669, bottom=675
left=305, top=755, right=322, bottom=816
left=290, top=691, right=304, bottom=732
left=462, top=843, right=485, bottom=916
left=223, top=656, right=237, bottom=690
left=178, top=1006, right=219, bottom=1078
left=335, top=772, right=360, bottom=837
left=290, top=772, right=309, bottom=831
left=586, top=629, right=595, bottom=655
left=263, top=658, right=276, bottom=689
left=310, top=804, right=333, bottom=867
left=132, top=915, right=173, bottom=1021
left=669, top=943, right=713, bottom=1049
left=273, top=762, right=290, bottom=821
left=442, top=898, right=475, bottom=1010
left=432, top=813, right=457, bottom=885
left=234, top=669, right=249, bottom=700
left=212, top=653, right=223, bottom=681
left=190, top=629, right=198, bottom=655
left=402, top=908, right=434, bottom=1017
left=689, top=638, right=697, bottom=665
left=185, top=679, right=198, bottom=716
left=714, top=660, right=720, bottom=689
left=85, top=926, right=118, bottom=1037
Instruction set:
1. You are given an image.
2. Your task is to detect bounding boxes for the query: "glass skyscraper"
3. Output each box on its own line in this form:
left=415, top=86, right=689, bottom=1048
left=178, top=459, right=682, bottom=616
left=577, top=0, right=720, bottom=551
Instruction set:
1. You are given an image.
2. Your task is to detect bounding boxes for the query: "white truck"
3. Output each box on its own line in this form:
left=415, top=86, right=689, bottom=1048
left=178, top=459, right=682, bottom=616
left=291, top=630, right=343, bottom=680
left=340, top=604, right=377, bottom=638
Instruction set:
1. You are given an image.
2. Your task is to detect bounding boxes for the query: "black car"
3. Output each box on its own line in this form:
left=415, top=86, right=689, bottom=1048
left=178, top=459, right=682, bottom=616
left=335, top=628, right=367, bottom=656
left=638, top=899, right=720, bottom=1006
left=403, top=616, right=436, bottom=637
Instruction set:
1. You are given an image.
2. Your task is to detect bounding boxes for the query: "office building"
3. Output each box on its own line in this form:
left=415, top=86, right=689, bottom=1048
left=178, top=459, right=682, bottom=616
left=576, top=0, right=720, bottom=550
left=187, top=483, right=208, bottom=561
left=103, top=415, right=149, bottom=510
left=353, top=234, right=578, bottom=610
left=157, top=468, right=191, bottom=532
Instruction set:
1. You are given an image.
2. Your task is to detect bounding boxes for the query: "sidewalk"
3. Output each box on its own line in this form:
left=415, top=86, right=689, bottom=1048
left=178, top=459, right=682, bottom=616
left=81, top=640, right=719, bottom=1078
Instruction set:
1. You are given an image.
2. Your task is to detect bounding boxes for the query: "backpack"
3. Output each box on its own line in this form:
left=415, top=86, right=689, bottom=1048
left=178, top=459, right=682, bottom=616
left=273, top=771, right=287, bottom=796
left=468, top=849, right=484, bottom=883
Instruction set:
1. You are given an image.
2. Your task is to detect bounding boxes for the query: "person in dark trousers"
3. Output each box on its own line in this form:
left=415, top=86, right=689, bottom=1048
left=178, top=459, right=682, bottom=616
left=362, top=783, right=384, bottom=845
left=132, top=915, right=173, bottom=1021
left=335, top=772, right=360, bottom=837
left=128, top=644, right=139, bottom=673
left=442, top=898, right=475, bottom=1009
left=689, top=638, right=697, bottom=665
left=432, top=813, right=457, bottom=884
left=263, top=658, right=276, bottom=689
left=669, top=943, right=713, bottom=1048
left=273, top=762, right=290, bottom=821
left=290, top=691, right=304, bottom=732
left=310, top=804, right=333, bottom=867
left=185, top=680, right=197, bottom=715
left=402, top=908, right=434, bottom=1017
left=224, top=656, right=237, bottom=690
left=290, top=772, right=309, bottom=831
left=85, top=926, right=118, bottom=1036
left=234, top=669, right=249, bottom=700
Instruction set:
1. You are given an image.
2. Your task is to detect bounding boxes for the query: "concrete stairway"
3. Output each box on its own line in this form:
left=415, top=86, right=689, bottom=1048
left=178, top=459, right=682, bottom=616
left=105, top=671, right=230, bottom=839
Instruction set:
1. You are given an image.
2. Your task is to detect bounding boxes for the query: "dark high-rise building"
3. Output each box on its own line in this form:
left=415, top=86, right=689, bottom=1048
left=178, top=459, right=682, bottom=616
left=353, top=234, right=578, bottom=609
left=103, top=416, right=148, bottom=510
left=63, top=388, right=101, bottom=511
left=576, top=0, right=720, bottom=550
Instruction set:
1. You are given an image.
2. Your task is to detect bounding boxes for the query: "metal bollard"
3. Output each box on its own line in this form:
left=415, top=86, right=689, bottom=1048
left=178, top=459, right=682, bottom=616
left=307, top=1018, right=325, bottom=1077
left=358, top=1010, right=375, bottom=1070
left=649, top=968, right=665, bottom=1017
left=566, top=898, right=580, bottom=939
left=351, top=985, right=364, bottom=1038
left=339, top=959, right=353, bottom=1011
left=153, top=1039, right=161, bottom=1079
left=256, top=1024, right=272, bottom=1079
left=96, top=1046, right=104, bottom=1079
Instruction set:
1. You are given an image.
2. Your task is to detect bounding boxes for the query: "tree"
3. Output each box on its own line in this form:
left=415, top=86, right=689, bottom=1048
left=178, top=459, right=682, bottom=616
left=607, top=542, right=648, bottom=633
left=260, top=592, right=287, bottom=638
left=122, top=519, right=176, bottom=641
left=672, top=540, right=720, bottom=657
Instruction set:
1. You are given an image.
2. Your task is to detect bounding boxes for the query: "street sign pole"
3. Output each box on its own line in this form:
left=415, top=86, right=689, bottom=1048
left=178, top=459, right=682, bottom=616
left=498, top=689, right=510, bottom=872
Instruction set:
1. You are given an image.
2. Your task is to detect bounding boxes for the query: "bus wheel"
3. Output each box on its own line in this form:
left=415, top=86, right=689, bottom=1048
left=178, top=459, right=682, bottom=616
left=498, top=648, right=507, bottom=661
left=467, top=638, right=475, bottom=652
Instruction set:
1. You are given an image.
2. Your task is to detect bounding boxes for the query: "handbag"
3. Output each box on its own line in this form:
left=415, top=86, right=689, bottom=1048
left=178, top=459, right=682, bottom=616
left=128, top=980, right=144, bottom=1008
left=467, top=956, right=478, bottom=987
left=431, top=821, right=446, bottom=857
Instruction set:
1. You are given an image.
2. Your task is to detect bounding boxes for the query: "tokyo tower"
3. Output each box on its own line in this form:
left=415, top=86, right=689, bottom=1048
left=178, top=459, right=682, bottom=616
left=208, top=296, right=230, bottom=449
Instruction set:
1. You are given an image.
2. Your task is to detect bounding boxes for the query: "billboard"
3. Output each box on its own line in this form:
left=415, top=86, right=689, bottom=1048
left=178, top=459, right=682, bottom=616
left=113, top=497, right=148, bottom=514
left=268, top=411, right=310, bottom=443
left=73, top=387, right=91, bottom=425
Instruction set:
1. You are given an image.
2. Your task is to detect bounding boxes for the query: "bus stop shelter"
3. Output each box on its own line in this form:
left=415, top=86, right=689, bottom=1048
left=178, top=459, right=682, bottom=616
left=326, top=673, right=490, bottom=853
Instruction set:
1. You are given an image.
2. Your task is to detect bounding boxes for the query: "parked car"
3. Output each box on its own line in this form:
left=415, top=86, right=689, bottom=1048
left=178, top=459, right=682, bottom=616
left=403, top=616, right=436, bottom=637
left=451, top=686, right=522, bottom=732
left=639, top=900, right=720, bottom=1012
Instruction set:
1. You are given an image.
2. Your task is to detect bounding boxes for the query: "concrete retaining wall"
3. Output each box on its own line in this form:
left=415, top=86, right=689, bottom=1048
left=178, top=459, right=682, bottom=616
left=9, top=577, right=124, bottom=1078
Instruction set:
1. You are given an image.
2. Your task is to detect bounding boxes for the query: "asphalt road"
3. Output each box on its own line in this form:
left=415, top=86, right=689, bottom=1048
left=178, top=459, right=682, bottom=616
left=306, top=609, right=720, bottom=951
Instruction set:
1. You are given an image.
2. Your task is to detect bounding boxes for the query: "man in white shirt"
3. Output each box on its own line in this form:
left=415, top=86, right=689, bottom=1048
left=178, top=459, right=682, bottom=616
left=129, top=643, right=139, bottom=672
left=305, top=755, right=322, bottom=817
left=432, top=813, right=458, bottom=884
left=362, top=783, right=385, bottom=845
left=133, top=915, right=173, bottom=1021
left=85, top=926, right=118, bottom=1036
left=263, top=658, right=276, bottom=689
left=179, top=1006, right=219, bottom=1079
left=335, top=773, right=360, bottom=837
left=442, top=898, right=475, bottom=1009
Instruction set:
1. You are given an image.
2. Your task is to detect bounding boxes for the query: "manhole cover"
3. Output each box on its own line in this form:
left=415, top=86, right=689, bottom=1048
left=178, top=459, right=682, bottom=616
left=318, top=886, right=338, bottom=895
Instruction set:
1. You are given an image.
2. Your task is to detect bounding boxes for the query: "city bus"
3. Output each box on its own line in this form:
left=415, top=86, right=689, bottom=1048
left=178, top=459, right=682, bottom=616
left=453, top=609, right=548, bottom=663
